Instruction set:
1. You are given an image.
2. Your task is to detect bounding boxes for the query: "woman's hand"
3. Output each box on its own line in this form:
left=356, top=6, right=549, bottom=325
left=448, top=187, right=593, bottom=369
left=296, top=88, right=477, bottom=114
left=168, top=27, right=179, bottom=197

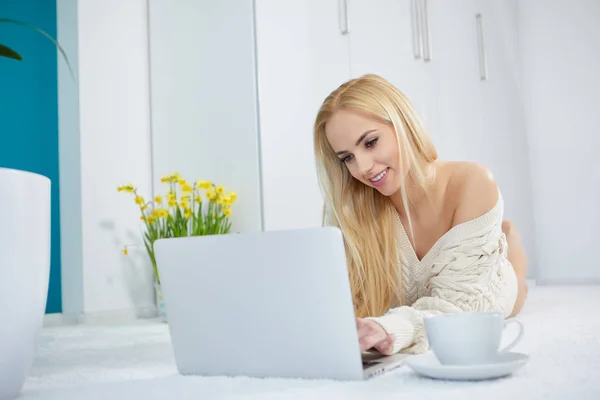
left=356, top=318, right=395, bottom=355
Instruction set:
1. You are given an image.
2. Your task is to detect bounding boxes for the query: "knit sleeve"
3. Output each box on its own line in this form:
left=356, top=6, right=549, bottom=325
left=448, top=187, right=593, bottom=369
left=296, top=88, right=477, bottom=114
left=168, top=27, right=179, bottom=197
left=366, top=220, right=519, bottom=355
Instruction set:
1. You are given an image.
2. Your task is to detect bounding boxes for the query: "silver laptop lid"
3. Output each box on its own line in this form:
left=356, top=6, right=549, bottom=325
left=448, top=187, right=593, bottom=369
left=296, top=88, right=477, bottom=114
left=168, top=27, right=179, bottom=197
left=153, top=227, right=365, bottom=380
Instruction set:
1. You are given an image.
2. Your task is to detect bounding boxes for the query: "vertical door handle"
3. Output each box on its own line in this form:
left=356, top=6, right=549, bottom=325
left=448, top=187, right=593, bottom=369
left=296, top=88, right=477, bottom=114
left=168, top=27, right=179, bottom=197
left=411, top=0, right=422, bottom=59
left=419, top=0, right=431, bottom=62
left=476, top=13, right=488, bottom=80
left=339, top=0, right=349, bottom=35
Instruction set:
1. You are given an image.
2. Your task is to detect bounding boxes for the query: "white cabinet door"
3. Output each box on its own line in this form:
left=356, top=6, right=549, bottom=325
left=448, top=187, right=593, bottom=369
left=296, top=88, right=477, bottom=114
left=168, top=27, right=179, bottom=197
left=339, top=1, right=536, bottom=278
left=347, top=0, right=427, bottom=117
left=427, top=0, right=536, bottom=275
left=345, top=0, right=481, bottom=162
left=519, top=0, right=600, bottom=281
left=254, top=0, right=351, bottom=231
left=148, top=0, right=263, bottom=234
left=426, top=0, right=483, bottom=161
left=476, top=0, right=537, bottom=275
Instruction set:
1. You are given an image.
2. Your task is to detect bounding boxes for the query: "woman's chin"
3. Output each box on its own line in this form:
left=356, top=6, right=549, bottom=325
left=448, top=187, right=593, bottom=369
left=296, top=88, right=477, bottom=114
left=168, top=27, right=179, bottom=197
left=365, top=175, right=400, bottom=197
left=376, top=186, right=398, bottom=197
left=371, top=181, right=400, bottom=197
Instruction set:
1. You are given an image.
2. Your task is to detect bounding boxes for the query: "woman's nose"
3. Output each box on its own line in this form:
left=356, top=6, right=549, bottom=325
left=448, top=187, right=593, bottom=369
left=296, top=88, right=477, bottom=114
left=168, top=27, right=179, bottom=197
left=355, top=156, right=375, bottom=177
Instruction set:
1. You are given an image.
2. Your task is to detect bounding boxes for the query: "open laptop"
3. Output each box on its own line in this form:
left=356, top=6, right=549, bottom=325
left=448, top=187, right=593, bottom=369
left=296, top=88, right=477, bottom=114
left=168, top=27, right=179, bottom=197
left=153, top=226, right=407, bottom=380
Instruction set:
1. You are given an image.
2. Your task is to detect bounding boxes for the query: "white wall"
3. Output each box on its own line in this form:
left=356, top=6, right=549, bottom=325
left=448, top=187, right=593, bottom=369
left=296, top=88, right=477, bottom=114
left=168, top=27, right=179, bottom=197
left=520, top=0, right=600, bottom=283
left=58, top=0, right=155, bottom=318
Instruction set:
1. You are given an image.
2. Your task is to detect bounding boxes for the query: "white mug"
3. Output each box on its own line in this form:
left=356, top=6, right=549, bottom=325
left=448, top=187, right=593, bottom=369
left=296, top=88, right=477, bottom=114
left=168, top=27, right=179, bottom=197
left=423, top=312, right=524, bottom=365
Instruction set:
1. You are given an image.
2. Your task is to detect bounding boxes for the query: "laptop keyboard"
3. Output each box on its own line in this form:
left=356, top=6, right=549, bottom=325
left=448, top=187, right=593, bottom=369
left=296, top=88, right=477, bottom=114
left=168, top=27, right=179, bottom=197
left=362, top=360, right=381, bottom=368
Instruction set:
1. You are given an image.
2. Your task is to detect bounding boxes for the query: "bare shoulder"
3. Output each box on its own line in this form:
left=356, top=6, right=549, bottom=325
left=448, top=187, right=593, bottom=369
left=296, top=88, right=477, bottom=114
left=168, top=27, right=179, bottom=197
left=443, top=161, right=499, bottom=227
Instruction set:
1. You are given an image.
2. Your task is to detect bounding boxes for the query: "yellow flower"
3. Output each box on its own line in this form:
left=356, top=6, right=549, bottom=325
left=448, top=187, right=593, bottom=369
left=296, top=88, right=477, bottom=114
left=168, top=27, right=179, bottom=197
left=140, top=215, right=147, bottom=221
left=161, top=172, right=182, bottom=183
left=216, top=185, right=225, bottom=194
left=197, top=180, right=211, bottom=189
left=141, top=204, right=148, bottom=211
left=179, top=179, right=188, bottom=186
left=167, top=191, right=176, bottom=201
left=135, top=196, right=144, bottom=205
left=168, top=199, right=177, bottom=208
left=184, top=208, right=193, bottom=218
left=229, top=192, right=237, bottom=203
left=153, top=208, right=169, bottom=218
left=182, top=183, right=193, bottom=193
left=224, top=208, right=231, bottom=216
left=206, top=188, right=216, bottom=200
left=155, top=195, right=163, bottom=204
left=148, top=215, right=157, bottom=223
left=123, top=246, right=128, bottom=255
left=180, top=200, right=189, bottom=209
left=117, top=184, right=135, bottom=193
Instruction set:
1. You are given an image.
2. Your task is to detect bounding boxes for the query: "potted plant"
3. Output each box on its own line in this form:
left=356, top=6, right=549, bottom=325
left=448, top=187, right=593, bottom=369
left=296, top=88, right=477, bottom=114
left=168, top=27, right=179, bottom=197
left=1, top=18, right=74, bottom=76
left=118, top=172, right=237, bottom=321
left=1, top=18, right=73, bottom=400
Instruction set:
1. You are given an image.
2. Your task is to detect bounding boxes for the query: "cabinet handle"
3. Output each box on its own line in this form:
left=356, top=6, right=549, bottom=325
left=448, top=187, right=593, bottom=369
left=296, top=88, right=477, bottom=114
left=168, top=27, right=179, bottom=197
left=476, top=13, right=487, bottom=80
left=411, top=0, right=422, bottom=59
left=419, top=0, right=431, bottom=62
left=339, top=0, right=349, bottom=35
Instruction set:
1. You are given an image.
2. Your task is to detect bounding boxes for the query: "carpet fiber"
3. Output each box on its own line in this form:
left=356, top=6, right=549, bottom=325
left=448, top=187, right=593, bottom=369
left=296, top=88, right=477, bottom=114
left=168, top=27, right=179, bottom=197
left=19, top=285, right=600, bottom=399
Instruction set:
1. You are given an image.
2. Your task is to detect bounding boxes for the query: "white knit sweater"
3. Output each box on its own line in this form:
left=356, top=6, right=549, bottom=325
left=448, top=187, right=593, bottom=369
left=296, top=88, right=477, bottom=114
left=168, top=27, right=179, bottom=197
left=367, top=191, right=519, bottom=354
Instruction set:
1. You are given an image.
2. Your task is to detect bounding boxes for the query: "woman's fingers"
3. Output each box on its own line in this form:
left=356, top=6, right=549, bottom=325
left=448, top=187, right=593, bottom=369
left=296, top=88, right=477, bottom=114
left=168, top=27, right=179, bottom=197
left=374, top=333, right=395, bottom=355
left=355, top=318, right=396, bottom=354
left=357, top=319, right=391, bottom=352
left=359, top=332, right=386, bottom=352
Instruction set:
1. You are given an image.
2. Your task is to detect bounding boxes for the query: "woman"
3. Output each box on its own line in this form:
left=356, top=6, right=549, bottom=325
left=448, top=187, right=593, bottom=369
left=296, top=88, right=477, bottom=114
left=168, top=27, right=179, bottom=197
left=314, top=74, right=528, bottom=356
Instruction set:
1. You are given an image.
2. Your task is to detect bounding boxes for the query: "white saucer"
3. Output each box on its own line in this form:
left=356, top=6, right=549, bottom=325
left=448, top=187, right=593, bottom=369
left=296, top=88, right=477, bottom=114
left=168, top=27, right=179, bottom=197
left=405, top=351, right=529, bottom=381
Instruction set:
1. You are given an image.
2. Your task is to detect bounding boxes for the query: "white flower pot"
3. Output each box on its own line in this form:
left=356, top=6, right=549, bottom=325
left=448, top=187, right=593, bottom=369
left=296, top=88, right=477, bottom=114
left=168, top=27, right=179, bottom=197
left=0, top=168, right=50, bottom=400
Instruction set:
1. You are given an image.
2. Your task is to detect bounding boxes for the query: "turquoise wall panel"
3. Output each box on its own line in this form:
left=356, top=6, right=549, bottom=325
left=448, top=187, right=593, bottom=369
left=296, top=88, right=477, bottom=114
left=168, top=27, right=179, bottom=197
left=0, top=0, right=61, bottom=313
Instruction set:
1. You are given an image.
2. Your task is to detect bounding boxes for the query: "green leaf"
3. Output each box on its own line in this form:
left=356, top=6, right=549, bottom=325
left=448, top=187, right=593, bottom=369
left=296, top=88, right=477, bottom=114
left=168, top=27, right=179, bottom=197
left=0, top=43, right=22, bottom=60
left=0, top=18, right=76, bottom=81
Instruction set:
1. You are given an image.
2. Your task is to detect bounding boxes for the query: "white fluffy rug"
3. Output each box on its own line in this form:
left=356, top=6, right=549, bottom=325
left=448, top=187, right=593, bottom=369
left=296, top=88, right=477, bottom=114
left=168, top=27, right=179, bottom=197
left=19, top=285, right=600, bottom=399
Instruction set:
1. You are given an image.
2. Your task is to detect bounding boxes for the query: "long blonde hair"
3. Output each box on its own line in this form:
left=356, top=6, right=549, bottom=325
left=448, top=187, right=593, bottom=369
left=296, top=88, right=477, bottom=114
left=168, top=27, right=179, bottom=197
left=314, top=74, right=438, bottom=318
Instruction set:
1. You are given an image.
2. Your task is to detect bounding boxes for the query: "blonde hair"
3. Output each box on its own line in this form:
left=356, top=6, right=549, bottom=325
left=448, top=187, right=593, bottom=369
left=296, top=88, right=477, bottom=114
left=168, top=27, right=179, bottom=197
left=314, top=74, right=438, bottom=318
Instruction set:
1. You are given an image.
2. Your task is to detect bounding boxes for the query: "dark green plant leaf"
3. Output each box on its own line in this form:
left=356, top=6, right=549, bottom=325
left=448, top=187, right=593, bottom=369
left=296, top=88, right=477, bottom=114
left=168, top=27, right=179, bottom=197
left=0, top=43, right=22, bottom=60
left=0, top=18, right=75, bottom=81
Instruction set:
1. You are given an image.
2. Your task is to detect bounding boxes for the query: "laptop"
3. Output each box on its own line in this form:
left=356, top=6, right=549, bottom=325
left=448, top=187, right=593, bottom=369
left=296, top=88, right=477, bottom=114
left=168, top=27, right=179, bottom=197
left=153, top=226, right=407, bottom=380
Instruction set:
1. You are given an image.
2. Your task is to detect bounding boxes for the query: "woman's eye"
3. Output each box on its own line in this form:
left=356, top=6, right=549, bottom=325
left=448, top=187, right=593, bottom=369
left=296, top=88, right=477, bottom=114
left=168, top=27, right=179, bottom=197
left=366, top=138, right=378, bottom=148
left=341, top=154, right=354, bottom=163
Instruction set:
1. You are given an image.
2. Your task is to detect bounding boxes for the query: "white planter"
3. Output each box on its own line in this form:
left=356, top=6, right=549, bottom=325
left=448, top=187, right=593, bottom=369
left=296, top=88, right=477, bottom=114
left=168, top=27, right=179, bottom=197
left=0, top=168, right=50, bottom=400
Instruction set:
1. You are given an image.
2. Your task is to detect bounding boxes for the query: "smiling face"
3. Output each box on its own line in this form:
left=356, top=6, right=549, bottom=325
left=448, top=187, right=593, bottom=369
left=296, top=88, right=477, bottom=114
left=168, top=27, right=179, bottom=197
left=325, top=109, right=406, bottom=196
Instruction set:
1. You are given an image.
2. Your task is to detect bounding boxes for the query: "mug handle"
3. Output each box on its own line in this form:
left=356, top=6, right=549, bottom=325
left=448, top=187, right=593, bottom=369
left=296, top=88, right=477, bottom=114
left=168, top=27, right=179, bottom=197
left=499, top=318, right=524, bottom=354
